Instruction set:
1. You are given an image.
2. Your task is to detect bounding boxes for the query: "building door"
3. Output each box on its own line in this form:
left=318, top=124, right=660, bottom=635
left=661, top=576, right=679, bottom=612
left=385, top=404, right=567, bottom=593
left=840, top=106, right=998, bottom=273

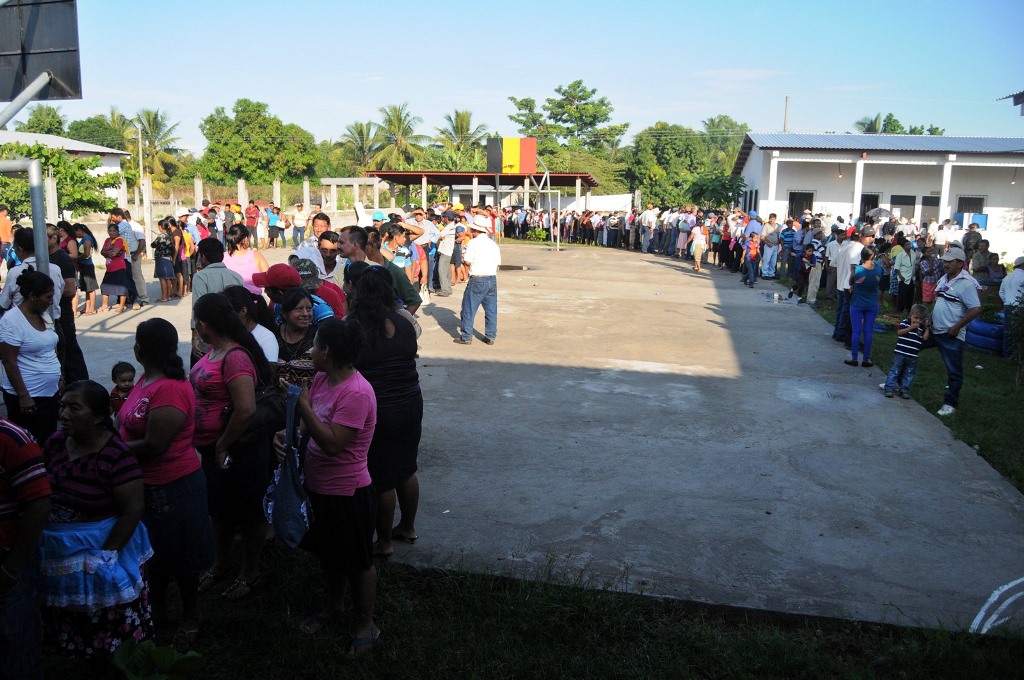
left=859, top=193, right=880, bottom=220
left=788, top=191, right=814, bottom=219
left=921, top=196, right=940, bottom=223
left=890, top=194, right=916, bottom=220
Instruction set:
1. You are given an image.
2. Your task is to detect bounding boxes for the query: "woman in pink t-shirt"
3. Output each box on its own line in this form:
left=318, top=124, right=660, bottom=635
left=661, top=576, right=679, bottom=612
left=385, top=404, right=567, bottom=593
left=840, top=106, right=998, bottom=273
left=275, top=317, right=378, bottom=658
left=117, top=318, right=213, bottom=649
left=189, top=293, right=273, bottom=602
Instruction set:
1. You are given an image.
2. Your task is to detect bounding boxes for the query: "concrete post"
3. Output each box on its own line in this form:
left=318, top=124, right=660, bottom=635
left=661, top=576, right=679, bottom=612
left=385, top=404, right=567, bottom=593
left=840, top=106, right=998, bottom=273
left=575, top=177, right=582, bottom=208
left=768, top=154, right=779, bottom=213
left=939, top=156, right=955, bottom=222
left=585, top=189, right=592, bottom=211
left=142, top=176, right=155, bottom=242
left=193, top=174, right=203, bottom=207
left=331, top=183, right=338, bottom=211
left=302, top=178, right=311, bottom=208
left=852, top=159, right=865, bottom=220
left=118, top=177, right=129, bottom=208
left=421, top=175, right=428, bottom=210
left=352, top=183, right=359, bottom=208
left=373, top=181, right=380, bottom=209
left=44, top=172, right=58, bottom=223
left=273, top=179, right=282, bottom=207
left=237, top=178, right=248, bottom=209
left=472, top=176, right=479, bottom=206
left=523, top=180, right=530, bottom=208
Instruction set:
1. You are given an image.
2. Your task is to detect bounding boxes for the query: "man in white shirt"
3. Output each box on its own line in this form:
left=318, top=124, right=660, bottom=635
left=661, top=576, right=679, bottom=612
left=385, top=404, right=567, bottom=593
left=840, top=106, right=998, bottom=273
left=638, top=204, right=658, bottom=254
left=123, top=209, right=149, bottom=306
left=999, top=255, right=1024, bottom=358
left=435, top=211, right=459, bottom=296
left=454, top=221, right=500, bottom=345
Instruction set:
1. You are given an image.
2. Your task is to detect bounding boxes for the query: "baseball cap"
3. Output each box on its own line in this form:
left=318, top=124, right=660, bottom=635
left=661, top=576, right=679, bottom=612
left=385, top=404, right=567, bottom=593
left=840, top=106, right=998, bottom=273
left=452, top=202, right=465, bottom=211
left=860, top=228, right=875, bottom=238
left=941, top=247, right=966, bottom=262
left=372, top=210, right=386, bottom=221
left=293, top=258, right=322, bottom=292
left=748, top=210, right=758, bottom=218
left=1014, top=256, right=1024, bottom=267
left=252, top=263, right=302, bottom=289
left=442, top=210, right=457, bottom=219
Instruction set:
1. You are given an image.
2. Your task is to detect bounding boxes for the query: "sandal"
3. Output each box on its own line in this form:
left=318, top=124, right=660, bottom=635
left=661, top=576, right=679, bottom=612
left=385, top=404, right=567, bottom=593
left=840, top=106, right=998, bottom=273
left=197, top=567, right=231, bottom=593
left=347, top=626, right=381, bottom=660
left=391, top=529, right=418, bottom=544
left=221, top=574, right=263, bottom=600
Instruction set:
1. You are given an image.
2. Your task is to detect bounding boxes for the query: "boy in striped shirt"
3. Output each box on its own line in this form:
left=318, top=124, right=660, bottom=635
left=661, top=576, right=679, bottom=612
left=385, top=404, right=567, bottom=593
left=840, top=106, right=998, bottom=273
left=883, top=304, right=931, bottom=398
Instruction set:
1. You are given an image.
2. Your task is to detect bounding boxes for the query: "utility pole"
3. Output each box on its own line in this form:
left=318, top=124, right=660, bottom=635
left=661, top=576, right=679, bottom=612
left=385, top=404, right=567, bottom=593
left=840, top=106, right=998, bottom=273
left=784, top=94, right=790, bottom=133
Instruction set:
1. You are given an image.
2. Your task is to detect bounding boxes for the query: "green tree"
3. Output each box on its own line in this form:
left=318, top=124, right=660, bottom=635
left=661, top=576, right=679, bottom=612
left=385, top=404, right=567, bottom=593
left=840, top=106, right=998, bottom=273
left=506, top=96, right=561, bottom=154
left=372, top=103, right=430, bottom=170
left=686, top=171, right=746, bottom=208
left=624, top=122, right=711, bottom=206
left=134, top=109, right=181, bottom=184
left=541, top=80, right=628, bottom=150
left=908, top=124, right=926, bottom=135
left=338, top=121, right=382, bottom=170
left=435, top=110, right=488, bottom=155
left=853, top=113, right=882, bottom=134
left=198, top=99, right=318, bottom=184
left=0, top=142, right=119, bottom=216
left=927, top=124, right=945, bottom=136
left=701, top=114, right=750, bottom=170
left=68, top=115, right=125, bottom=150
left=881, top=113, right=906, bottom=134
left=543, top=146, right=627, bottom=195
left=416, top=146, right=486, bottom=173
left=15, top=104, right=66, bottom=136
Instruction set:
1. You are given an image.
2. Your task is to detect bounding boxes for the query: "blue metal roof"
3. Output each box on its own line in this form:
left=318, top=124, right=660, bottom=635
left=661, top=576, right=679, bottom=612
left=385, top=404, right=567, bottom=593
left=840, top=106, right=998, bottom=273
left=732, top=133, right=1024, bottom=174
left=746, top=133, right=1024, bottom=154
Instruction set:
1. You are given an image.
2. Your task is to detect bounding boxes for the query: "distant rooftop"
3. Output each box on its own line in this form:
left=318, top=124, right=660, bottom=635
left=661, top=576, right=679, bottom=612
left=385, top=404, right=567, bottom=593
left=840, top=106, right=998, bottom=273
left=0, top=130, right=130, bottom=156
left=733, top=133, right=1024, bottom=174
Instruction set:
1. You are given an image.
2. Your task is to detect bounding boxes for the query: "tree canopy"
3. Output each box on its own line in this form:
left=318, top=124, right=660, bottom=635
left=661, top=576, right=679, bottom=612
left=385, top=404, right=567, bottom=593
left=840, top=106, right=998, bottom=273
left=508, top=80, right=628, bottom=153
left=15, top=104, right=67, bottom=136
left=373, top=103, right=431, bottom=170
left=853, top=112, right=944, bottom=135
left=197, top=99, right=317, bottom=184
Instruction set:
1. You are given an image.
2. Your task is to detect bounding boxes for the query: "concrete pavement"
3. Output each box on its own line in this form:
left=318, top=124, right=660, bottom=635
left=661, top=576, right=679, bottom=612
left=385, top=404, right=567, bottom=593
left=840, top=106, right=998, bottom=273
left=72, top=244, right=1024, bottom=629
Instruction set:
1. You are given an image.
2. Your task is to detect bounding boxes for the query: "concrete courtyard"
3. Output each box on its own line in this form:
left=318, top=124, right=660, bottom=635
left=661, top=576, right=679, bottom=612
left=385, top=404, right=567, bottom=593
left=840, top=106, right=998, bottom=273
left=73, top=243, right=1024, bottom=630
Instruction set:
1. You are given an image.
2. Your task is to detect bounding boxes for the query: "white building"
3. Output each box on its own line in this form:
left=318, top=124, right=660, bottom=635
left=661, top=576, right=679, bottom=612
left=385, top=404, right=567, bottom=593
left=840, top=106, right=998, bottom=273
left=732, top=133, right=1024, bottom=254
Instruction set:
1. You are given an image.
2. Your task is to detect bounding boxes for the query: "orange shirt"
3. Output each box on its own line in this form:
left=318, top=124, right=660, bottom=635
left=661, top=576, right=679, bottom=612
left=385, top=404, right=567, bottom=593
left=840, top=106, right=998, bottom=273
left=0, top=214, right=13, bottom=243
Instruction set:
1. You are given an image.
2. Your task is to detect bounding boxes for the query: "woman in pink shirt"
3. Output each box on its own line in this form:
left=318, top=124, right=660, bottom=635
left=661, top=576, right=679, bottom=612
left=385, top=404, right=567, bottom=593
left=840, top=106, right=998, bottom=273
left=117, top=318, right=213, bottom=649
left=276, top=317, right=379, bottom=658
left=223, top=224, right=269, bottom=295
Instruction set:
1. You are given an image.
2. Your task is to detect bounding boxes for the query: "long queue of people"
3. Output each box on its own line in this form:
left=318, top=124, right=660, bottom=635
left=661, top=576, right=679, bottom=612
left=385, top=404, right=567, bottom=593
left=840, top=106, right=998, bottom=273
left=0, top=209, right=436, bottom=675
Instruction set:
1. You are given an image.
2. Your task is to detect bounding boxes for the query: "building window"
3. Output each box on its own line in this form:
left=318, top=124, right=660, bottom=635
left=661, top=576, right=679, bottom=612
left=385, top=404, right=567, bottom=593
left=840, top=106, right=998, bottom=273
left=956, top=196, right=985, bottom=214
left=890, top=194, right=916, bottom=220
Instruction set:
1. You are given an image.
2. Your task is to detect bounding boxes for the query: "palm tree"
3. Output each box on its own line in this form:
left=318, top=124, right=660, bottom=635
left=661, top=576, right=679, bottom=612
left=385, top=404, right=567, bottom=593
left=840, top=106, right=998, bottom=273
left=134, top=108, right=181, bottom=181
left=338, top=121, right=382, bottom=170
left=435, top=110, right=488, bottom=155
left=104, top=106, right=135, bottom=146
left=853, top=113, right=882, bottom=134
left=372, top=103, right=430, bottom=170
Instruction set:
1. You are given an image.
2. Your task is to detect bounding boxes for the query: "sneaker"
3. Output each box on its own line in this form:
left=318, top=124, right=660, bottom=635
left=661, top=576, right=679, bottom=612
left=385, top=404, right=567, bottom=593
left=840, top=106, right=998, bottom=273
left=482, top=337, right=495, bottom=345
left=787, top=290, right=794, bottom=299
left=453, top=338, right=471, bottom=345
left=900, top=392, right=911, bottom=400
left=936, top=404, right=956, bottom=417
left=844, top=359, right=859, bottom=366
left=884, top=391, right=894, bottom=398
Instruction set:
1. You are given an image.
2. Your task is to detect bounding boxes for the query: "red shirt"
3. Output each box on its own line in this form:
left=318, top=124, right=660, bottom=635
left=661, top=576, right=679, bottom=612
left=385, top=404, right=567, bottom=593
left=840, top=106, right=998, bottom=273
left=0, top=418, right=50, bottom=548
left=119, top=376, right=200, bottom=486
left=110, top=385, right=132, bottom=416
left=244, top=206, right=259, bottom=228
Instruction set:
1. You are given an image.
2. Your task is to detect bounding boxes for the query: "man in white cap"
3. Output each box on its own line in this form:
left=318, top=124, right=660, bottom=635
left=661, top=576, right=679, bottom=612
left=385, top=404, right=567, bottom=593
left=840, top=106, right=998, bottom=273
left=927, top=247, right=981, bottom=417
left=453, top=220, right=500, bottom=345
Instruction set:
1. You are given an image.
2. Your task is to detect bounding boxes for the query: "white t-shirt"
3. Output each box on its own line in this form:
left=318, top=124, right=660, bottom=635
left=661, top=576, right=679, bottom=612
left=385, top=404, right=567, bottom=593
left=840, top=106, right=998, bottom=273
left=437, top=224, right=458, bottom=257
left=464, top=234, right=500, bottom=276
left=0, top=305, right=61, bottom=397
left=251, top=323, right=279, bottom=363
left=689, top=226, right=707, bottom=248
left=838, top=242, right=865, bottom=291
left=0, top=258, right=66, bottom=320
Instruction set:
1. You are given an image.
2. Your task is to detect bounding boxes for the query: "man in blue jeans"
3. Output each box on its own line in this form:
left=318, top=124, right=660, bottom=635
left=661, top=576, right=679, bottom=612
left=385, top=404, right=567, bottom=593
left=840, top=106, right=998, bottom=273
left=454, top=220, right=500, bottom=345
left=925, top=247, right=981, bottom=417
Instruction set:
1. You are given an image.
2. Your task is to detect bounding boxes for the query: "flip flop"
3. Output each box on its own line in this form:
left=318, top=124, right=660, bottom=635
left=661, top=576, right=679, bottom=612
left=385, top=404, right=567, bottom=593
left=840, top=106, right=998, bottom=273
left=347, top=626, right=381, bottom=660
left=391, top=530, right=418, bottom=544
left=197, top=567, right=231, bottom=593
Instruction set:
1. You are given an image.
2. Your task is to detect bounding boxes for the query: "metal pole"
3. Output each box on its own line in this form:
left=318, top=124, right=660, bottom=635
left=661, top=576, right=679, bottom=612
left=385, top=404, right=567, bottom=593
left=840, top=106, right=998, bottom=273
left=0, top=71, right=52, bottom=130
left=783, top=94, right=790, bottom=133
left=27, top=160, right=50, bottom=270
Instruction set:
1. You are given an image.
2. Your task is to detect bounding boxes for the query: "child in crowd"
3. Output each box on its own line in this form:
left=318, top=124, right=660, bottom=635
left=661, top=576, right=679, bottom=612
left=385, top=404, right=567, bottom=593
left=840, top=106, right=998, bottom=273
left=787, top=244, right=815, bottom=302
left=883, top=303, right=931, bottom=399
left=109, top=361, right=136, bottom=415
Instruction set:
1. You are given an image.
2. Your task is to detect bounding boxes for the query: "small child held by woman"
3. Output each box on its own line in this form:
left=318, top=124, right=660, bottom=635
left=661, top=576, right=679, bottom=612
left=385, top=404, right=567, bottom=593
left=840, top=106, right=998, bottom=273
left=110, top=361, right=136, bottom=415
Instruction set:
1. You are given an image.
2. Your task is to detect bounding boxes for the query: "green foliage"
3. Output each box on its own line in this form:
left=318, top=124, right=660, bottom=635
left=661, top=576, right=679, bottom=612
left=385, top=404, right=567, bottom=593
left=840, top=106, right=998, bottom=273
left=372, top=103, right=430, bottom=170
left=338, top=120, right=382, bottom=171
left=135, top=109, right=182, bottom=186
left=197, top=99, right=317, bottom=184
left=701, top=114, right=751, bottom=171
left=882, top=113, right=906, bottom=134
left=855, top=112, right=944, bottom=136
left=854, top=113, right=882, bottom=133
left=543, top=146, right=627, bottom=195
left=1006, top=295, right=1024, bottom=387
left=415, top=146, right=486, bottom=172
left=541, top=80, right=629, bottom=150
left=0, top=142, right=119, bottom=216
left=435, top=110, right=488, bottom=155
left=687, top=171, right=747, bottom=208
left=68, top=115, right=126, bottom=150
left=624, top=122, right=708, bottom=205
left=15, top=104, right=66, bottom=136
left=525, top=227, right=549, bottom=241
left=111, top=639, right=206, bottom=679
left=506, top=96, right=562, bottom=155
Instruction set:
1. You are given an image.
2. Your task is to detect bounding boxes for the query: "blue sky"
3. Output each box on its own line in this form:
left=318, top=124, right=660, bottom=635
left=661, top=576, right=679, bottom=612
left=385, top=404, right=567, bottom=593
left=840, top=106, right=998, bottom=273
left=39, top=0, right=1024, bottom=152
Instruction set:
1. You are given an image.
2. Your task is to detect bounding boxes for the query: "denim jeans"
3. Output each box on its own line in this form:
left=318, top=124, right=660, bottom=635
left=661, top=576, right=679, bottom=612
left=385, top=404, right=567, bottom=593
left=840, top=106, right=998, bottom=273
left=833, top=289, right=850, bottom=341
left=0, top=552, right=42, bottom=680
left=292, top=226, right=305, bottom=248
left=742, top=258, right=758, bottom=285
left=760, top=244, right=778, bottom=277
left=930, top=333, right=966, bottom=407
left=884, top=353, right=919, bottom=393
left=460, top=275, right=497, bottom=341
left=849, top=305, right=878, bottom=361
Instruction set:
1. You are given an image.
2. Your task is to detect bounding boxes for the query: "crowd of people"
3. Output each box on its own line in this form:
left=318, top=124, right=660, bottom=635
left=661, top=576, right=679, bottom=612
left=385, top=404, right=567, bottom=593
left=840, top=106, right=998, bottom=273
left=0, top=199, right=499, bottom=674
